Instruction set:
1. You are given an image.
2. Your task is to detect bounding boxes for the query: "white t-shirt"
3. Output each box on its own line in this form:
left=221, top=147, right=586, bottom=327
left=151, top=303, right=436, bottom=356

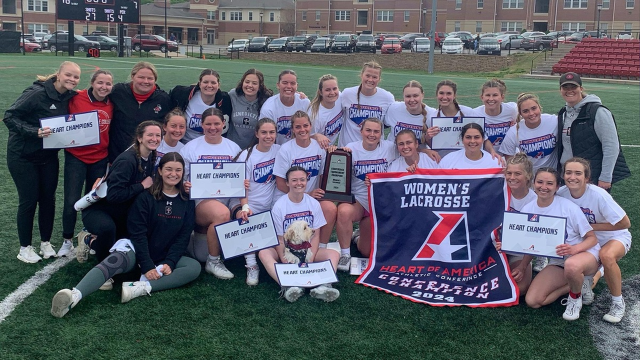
left=310, top=100, right=344, bottom=145
left=557, top=184, right=631, bottom=246
left=183, top=91, right=215, bottom=143
left=347, top=140, right=398, bottom=208
left=179, top=136, right=241, bottom=180
left=471, top=102, right=517, bottom=149
left=438, top=149, right=501, bottom=169
left=272, top=193, right=327, bottom=235
left=384, top=101, right=437, bottom=145
left=259, top=94, right=311, bottom=145
left=520, top=196, right=594, bottom=250
left=387, top=152, right=438, bottom=172
left=340, top=86, right=394, bottom=147
left=509, top=189, right=537, bottom=212
left=156, top=140, right=185, bottom=164
left=273, top=139, right=325, bottom=202
left=236, top=144, right=281, bottom=213
left=499, top=114, right=558, bottom=173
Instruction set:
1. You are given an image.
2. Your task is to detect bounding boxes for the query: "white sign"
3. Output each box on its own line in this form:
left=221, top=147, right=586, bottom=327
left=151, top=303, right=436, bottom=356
left=500, top=211, right=566, bottom=259
left=190, top=162, right=246, bottom=199
left=40, top=111, right=100, bottom=149
left=215, top=211, right=278, bottom=259
left=431, top=116, right=485, bottom=150
left=275, top=260, right=338, bottom=288
left=350, top=257, right=369, bottom=276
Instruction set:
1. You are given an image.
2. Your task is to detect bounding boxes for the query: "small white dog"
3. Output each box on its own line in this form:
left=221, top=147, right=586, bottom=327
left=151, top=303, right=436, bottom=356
left=283, top=220, right=314, bottom=264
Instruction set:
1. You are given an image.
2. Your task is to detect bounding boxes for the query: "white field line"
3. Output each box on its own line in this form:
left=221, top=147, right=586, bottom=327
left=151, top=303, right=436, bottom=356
left=0, top=256, right=73, bottom=324
left=621, top=144, right=640, bottom=148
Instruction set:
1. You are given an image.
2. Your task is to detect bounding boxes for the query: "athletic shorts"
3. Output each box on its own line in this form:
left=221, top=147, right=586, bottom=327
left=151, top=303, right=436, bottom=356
left=598, top=234, right=632, bottom=255
left=195, top=197, right=231, bottom=209
left=548, top=243, right=601, bottom=267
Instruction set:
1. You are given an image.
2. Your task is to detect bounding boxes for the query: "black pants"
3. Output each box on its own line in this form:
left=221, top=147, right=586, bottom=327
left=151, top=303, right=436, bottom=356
left=7, top=152, right=59, bottom=247
left=62, top=152, right=108, bottom=239
left=82, top=204, right=128, bottom=262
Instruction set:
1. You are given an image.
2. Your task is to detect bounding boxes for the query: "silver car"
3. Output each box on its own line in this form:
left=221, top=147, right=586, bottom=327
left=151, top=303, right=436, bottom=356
left=496, top=34, right=525, bottom=50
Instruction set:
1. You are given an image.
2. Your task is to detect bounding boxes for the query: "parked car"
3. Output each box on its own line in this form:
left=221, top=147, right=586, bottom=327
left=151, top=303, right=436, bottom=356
left=355, top=34, right=376, bottom=53
left=521, top=31, right=546, bottom=38
left=616, top=31, right=633, bottom=40
left=227, top=39, right=249, bottom=52
left=476, top=37, right=501, bottom=55
left=32, top=32, right=48, bottom=43
left=20, top=40, right=42, bottom=53
left=267, top=38, right=289, bottom=51
left=521, top=35, right=558, bottom=51
left=375, top=33, right=401, bottom=49
left=448, top=32, right=474, bottom=49
left=47, top=34, right=100, bottom=52
left=399, top=33, right=426, bottom=49
left=21, top=34, right=37, bottom=43
left=432, top=32, right=449, bottom=47
left=85, top=35, right=119, bottom=51
left=310, top=37, right=333, bottom=52
left=380, top=38, right=402, bottom=54
left=411, top=37, right=431, bottom=53
left=546, top=31, right=572, bottom=40
left=442, top=37, right=464, bottom=54
left=480, top=33, right=498, bottom=38
left=132, top=34, right=178, bottom=53
left=496, top=34, right=525, bottom=50
left=287, top=35, right=311, bottom=52
left=248, top=37, right=271, bottom=52
left=331, top=34, right=356, bottom=53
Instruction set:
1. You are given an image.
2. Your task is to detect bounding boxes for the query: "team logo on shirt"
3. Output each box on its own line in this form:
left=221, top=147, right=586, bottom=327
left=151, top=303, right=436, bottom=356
left=518, top=134, right=556, bottom=158
left=354, top=159, right=389, bottom=181
left=291, top=156, right=322, bottom=180
left=393, top=122, right=423, bottom=143
left=324, top=110, right=344, bottom=136
left=283, top=211, right=314, bottom=232
left=154, top=104, right=162, bottom=114
left=188, top=114, right=203, bottom=133
left=485, top=121, right=511, bottom=146
left=348, top=104, right=382, bottom=126
left=413, top=212, right=470, bottom=262
left=580, top=207, right=596, bottom=224
left=165, top=200, right=173, bottom=215
left=253, top=158, right=276, bottom=184
left=276, top=115, right=292, bottom=138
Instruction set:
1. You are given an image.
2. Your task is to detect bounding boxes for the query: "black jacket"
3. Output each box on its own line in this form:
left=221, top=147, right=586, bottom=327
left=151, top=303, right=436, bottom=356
left=3, top=77, right=77, bottom=161
left=108, top=82, right=171, bottom=162
left=169, top=84, right=232, bottom=119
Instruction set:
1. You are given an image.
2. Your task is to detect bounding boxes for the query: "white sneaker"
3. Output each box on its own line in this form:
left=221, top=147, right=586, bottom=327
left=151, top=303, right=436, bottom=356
left=51, top=288, right=82, bottom=318
left=205, top=259, right=234, bottom=280
left=581, top=276, right=594, bottom=305
left=76, top=230, right=92, bottom=263
left=337, top=253, right=351, bottom=272
left=282, top=286, right=304, bottom=303
left=310, top=284, right=340, bottom=302
left=121, top=281, right=152, bottom=303
left=532, top=257, right=548, bottom=272
left=57, top=241, right=74, bottom=257
left=39, top=242, right=58, bottom=259
left=17, top=246, right=42, bottom=264
left=245, top=265, right=259, bottom=286
left=99, top=278, right=114, bottom=291
left=562, top=296, right=583, bottom=321
left=603, top=299, right=625, bottom=323
left=351, top=229, right=360, bottom=245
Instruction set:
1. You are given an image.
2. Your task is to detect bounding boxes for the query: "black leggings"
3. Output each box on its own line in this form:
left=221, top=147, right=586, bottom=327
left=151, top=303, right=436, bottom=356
left=7, top=152, right=59, bottom=247
left=82, top=205, right=128, bottom=262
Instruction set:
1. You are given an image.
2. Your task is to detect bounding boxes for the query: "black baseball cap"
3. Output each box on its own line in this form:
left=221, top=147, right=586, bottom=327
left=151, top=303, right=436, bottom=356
left=559, top=72, right=582, bottom=87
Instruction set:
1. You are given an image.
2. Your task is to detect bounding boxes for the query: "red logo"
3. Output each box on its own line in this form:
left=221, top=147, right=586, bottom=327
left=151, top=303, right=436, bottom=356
left=566, top=74, right=574, bottom=80
left=413, top=212, right=470, bottom=262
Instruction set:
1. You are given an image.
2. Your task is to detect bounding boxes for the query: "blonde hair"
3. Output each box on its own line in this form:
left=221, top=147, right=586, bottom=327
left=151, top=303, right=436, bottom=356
left=130, top=61, right=158, bottom=81
left=403, top=80, right=428, bottom=144
left=309, top=74, right=338, bottom=121
left=356, top=61, right=382, bottom=110
left=515, top=93, right=542, bottom=148
left=505, top=152, right=534, bottom=187
left=481, top=78, right=507, bottom=96
left=37, top=61, right=80, bottom=82
left=290, top=110, right=311, bottom=139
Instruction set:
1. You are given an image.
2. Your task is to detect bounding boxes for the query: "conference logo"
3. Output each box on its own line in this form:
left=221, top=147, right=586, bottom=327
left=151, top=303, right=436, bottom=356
left=413, top=212, right=470, bottom=262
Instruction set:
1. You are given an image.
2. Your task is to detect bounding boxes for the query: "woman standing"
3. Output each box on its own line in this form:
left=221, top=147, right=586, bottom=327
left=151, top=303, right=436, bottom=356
left=471, top=79, right=518, bottom=150
left=169, top=69, right=232, bottom=143
left=51, top=152, right=200, bottom=317
left=385, top=81, right=436, bottom=145
left=339, top=61, right=394, bottom=147
left=438, top=123, right=502, bottom=169
left=60, top=70, right=114, bottom=257
left=109, top=62, right=171, bottom=161
left=557, top=157, right=632, bottom=323
left=259, top=70, right=311, bottom=145
left=4, top=61, right=80, bottom=263
left=226, top=69, right=274, bottom=149
left=556, top=72, right=630, bottom=190
left=308, top=74, right=344, bottom=148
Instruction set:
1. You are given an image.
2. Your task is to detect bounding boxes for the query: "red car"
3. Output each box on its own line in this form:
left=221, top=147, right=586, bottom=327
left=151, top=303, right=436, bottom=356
left=132, top=34, right=178, bottom=53
left=20, top=40, right=42, bottom=53
left=381, top=38, right=402, bottom=54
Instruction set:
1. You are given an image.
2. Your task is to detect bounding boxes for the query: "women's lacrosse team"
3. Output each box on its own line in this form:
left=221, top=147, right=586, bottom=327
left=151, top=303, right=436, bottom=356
left=3, top=61, right=631, bottom=323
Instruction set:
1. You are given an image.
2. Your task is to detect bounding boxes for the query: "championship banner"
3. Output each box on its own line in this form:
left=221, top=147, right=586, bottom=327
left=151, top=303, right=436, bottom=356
left=40, top=111, right=100, bottom=149
left=356, top=169, right=518, bottom=307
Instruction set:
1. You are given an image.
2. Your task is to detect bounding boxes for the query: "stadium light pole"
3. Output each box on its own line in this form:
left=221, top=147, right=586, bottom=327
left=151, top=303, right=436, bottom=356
left=260, top=12, right=263, bottom=36
left=428, top=0, right=437, bottom=74
left=164, top=0, right=168, bottom=58
left=20, top=0, right=25, bottom=56
left=596, top=3, right=602, bottom=38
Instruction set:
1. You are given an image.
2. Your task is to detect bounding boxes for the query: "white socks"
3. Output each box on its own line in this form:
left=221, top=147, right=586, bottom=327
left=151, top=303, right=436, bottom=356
left=245, top=253, right=257, bottom=267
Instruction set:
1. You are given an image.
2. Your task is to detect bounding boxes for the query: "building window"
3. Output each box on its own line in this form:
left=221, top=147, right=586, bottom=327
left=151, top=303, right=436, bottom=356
left=27, top=0, right=48, bottom=12
left=561, top=22, right=586, bottom=31
left=454, top=21, right=461, bottom=32
left=221, top=12, right=226, bottom=21
left=316, top=11, right=321, bottom=21
left=270, top=12, right=274, bottom=22
left=230, top=11, right=242, bottom=21
left=27, top=24, right=49, bottom=33
left=563, top=0, right=588, bottom=9
left=302, top=11, right=307, bottom=21
left=357, top=11, right=368, bottom=25
left=476, top=21, right=483, bottom=33
left=624, top=23, right=632, bottom=31
left=358, top=0, right=368, bottom=2
left=3, top=0, right=17, bottom=14
left=404, top=10, right=410, bottom=22
left=377, top=10, right=394, bottom=22
left=626, top=0, right=635, bottom=9
left=602, top=0, right=610, bottom=9
left=335, top=11, right=351, bottom=21
left=455, top=0, right=462, bottom=9
left=477, top=0, right=484, bottom=9
left=600, top=23, right=608, bottom=33
left=207, top=11, right=216, bottom=20
left=502, top=0, right=524, bottom=9
left=249, top=12, right=253, bottom=21
left=501, top=21, right=523, bottom=31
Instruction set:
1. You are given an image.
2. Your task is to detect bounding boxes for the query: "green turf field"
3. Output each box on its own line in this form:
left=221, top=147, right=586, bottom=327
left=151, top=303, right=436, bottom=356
left=0, top=55, right=638, bottom=359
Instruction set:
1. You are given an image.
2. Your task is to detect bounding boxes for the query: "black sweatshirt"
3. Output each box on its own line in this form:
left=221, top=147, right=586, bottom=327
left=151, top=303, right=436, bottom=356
left=128, top=191, right=195, bottom=273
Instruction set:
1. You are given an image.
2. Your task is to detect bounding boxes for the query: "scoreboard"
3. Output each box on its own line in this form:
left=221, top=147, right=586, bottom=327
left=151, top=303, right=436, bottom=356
left=56, top=0, right=140, bottom=23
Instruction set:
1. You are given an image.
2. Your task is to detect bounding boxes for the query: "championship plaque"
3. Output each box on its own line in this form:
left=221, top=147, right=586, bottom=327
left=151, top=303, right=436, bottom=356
left=320, top=149, right=355, bottom=203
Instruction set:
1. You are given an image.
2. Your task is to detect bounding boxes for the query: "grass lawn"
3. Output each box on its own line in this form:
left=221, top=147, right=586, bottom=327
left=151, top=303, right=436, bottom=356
left=0, top=54, right=638, bottom=359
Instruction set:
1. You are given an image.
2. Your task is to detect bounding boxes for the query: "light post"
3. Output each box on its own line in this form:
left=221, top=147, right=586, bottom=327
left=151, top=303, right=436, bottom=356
left=596, top=3, right=602, bottom=38
left=260, top=12, right=264, bottom=36
left=422, top=9, right=426, bottom=34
